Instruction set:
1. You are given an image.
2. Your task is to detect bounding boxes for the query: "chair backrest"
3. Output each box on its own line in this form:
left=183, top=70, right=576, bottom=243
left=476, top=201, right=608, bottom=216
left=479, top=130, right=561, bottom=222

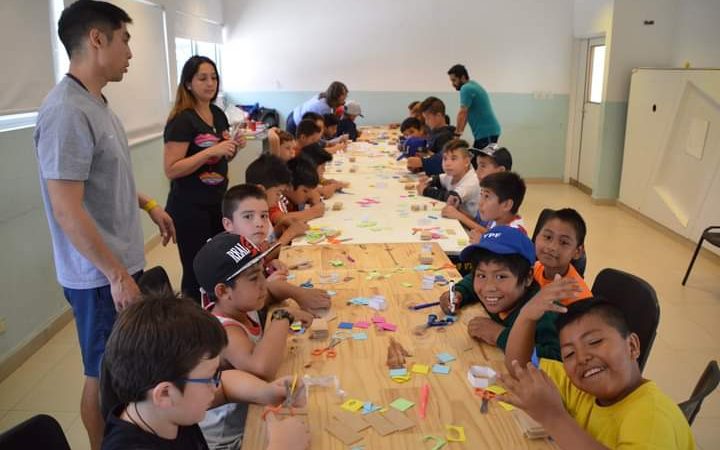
left=591, top=268, right=660, bottom=372
left=678, top=360, right=720, bottom=425
left=138, top=266, right=173, bottom=296
left=531, top=208, right=587, bottom=276
left=0, top=414, right=71, bottom=450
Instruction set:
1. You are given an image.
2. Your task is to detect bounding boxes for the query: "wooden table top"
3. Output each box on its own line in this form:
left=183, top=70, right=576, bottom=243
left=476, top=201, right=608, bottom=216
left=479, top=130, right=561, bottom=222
left=240, top=243, right=556, bottom=449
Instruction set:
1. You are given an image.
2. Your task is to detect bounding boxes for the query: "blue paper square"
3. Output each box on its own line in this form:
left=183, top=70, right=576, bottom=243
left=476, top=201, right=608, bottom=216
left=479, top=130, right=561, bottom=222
left=338, top=322, right=354, bottom=329
left=436, top=352, right=456, bottom=364
left=389, top=368, right=408, bottom=377
left=352, top=332, right=368, bottom=340
left=432, top=364, right=451, bottom=374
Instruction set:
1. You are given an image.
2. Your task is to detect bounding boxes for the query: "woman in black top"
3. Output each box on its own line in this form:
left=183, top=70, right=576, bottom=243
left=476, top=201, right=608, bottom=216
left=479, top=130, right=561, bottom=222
left=163, top=56, right=246, bottom=300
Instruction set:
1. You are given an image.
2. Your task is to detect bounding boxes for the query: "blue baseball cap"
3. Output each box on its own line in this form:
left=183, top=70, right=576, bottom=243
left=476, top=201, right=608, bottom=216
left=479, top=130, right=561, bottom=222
left=459, top=226, right=536, bottom=265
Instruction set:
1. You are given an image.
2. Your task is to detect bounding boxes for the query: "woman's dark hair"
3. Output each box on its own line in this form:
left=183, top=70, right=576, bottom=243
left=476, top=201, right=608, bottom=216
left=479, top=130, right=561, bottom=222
left=167, top=56, right=220, bottom=122
left=319, top=81, right=348, bottom=108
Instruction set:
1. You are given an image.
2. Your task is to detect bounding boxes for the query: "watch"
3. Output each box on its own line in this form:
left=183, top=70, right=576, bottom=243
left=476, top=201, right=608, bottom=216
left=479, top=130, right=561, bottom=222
left=271, top=309, right=295, bottom=324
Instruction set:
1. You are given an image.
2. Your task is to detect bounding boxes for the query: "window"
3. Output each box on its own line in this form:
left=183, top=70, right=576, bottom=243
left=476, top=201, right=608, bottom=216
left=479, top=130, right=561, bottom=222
left=588, top=45, right=606, bottom=104
left=175, top=38, right=223, bottom=78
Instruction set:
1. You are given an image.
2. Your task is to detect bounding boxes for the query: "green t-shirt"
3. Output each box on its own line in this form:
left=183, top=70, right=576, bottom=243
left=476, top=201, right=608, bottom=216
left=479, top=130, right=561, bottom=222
left=460, top=80, right=501, bottom=140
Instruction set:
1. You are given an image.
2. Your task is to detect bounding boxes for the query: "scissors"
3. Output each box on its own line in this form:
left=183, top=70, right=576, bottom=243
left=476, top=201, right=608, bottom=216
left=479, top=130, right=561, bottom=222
left=262, top=375, right=301, bottom=420
left=311, top=336, right=343, bottom=358
left=474, top=388, right=496, bottom=414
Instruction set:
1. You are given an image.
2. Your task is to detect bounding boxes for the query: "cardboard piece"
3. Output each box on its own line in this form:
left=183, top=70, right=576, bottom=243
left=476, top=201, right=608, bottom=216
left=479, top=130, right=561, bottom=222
left=363, top=411, right=397, bottom=436
left=310, top=318, right=329, bottom=340
left=334, top=410, right=371, bottom=432
left=332, top=201, right=343, bottom=211
left=420, top=231, right=432, bottom=241
left=382, top=408, right=415, bottom=431
left=326, top=418, right=364, bottom=445
left=513, top=410, right=548, bottom=439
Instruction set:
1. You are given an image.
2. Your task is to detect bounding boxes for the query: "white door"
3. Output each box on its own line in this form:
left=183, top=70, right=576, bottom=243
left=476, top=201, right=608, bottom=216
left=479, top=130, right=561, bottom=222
left=576, top=38, right=606, bottom=190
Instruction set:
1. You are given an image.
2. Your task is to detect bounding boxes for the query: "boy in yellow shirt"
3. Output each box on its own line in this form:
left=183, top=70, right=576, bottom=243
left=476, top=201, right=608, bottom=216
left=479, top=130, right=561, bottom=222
left=501, top=297, right=695, bottom=449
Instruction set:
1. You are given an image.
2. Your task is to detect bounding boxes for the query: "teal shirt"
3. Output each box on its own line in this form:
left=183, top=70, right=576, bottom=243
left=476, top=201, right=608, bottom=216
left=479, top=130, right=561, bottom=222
left=460, top=80, right=501, bottom=140
left=455, top=273, right=561, bottom=360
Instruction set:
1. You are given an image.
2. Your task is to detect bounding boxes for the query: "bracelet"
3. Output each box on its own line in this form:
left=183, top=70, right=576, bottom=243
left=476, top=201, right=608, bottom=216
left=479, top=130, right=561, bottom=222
left=142, top=199, right=158, bottom=213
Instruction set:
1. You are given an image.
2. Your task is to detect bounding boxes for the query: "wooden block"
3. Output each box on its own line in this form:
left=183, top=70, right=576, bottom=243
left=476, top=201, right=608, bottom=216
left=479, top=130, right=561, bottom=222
left=349, top=166, right=357, bottom=173
left=325, top=418, right=363, bottom=445
left=310, top=318, right=328, bottom=340
left=333, top=410, right=371, bottom=433
left=349, top=156, right=356, bottom=163
left=419, top=252, right=433, bottom=264
left=405, top=183, right=415, bottom=190
left=273, top=406, right=309, bottom=415
left=363, top=412, right=397, bottom=436
left=382, top=408, right=415, bottom=431
left=332, top=202, right=343, bottom=211
left=422, top=204, right=428, bottom=211
left=513, top=410, right=547, bottom=439
left=411, top=204, right=421, bottom=212
left=420, top=231, right=432, bottom=241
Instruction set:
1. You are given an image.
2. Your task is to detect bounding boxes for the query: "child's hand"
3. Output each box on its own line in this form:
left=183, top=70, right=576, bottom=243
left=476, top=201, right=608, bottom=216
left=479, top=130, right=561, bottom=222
left=497, top=360, right=566, bottom=424
left=286, top=307, right=314, bottom=327
left=416, top=175, right=429, bottom=194
left=406, top=156, right=422, bottom=170
left=284, top=221, right=309, bottom=240
left=439, top=290, right=463, bottom=314
left=441, top=204, right=461, bottom=219
left=269, top=260, right=289, bottom=276
left=467, top=317, right=504, bottom=345
left=206, top=140, right=237, bottom=159
left=295, top=289, right=331, bottom=312
left=266, top=413, right=310, bottom=450
left=267, top=270, right=287, bottom=283
left=469, top=228, right=484, bottom=244
left=233, top=133, right=247, bottom=149
left=520, top=275, right=581, bottom=321
left=310, top=202, right=325, bottom=218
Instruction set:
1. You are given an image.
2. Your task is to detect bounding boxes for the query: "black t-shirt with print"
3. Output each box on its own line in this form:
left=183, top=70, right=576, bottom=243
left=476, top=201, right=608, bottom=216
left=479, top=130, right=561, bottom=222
left=164, top=104, right=230, bottom=205
left=102, top=404, right=209, bottom=450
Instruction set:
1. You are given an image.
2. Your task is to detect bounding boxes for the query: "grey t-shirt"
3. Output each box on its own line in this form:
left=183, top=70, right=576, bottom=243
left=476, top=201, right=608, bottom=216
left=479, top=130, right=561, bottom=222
left=34, top=76, right=145, bottom=289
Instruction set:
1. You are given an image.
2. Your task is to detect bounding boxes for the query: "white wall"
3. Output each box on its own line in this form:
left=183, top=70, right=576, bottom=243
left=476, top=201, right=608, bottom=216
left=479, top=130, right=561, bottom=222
left=672, top=0, right=720, bottom=68
left=221, top=0, right=574, bottom=95
left=573, top=0, right=613, bottom=38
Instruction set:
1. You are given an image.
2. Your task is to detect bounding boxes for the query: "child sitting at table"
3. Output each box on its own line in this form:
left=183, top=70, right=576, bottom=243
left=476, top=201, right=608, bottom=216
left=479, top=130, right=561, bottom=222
left=192, top=232, right=313, bottom=448
left=500, top=298, right=695, bottom=449
left=400, top=117, right=425, bottom=139
left=295, top=118, right=323, bottom=153
left=533, top=208, right=592, bottom=305
left=406, top=96, right=456, bottom=175
left=221, top=184, right=332, bottom=314
left=416, top=139, right=480, bottom=218
left=245, top=154, right=307, bottom=246
left=268, top=129, right=296, bottom=162
left=100, top=293, right=310, bottom=450
left=299, top=145, right=348, bottom=200
left=269, top=157, right=325, bottom=226
left=322, top=113, right=348, bottom=151
left=442, top=226, right=581, bottom=360
left=337, top=100, right=363, bottom=141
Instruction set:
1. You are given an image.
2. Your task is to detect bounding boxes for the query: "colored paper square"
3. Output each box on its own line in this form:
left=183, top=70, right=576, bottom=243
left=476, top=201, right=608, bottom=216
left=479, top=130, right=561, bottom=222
left=411, top=364, right=430, bottom=375
left=352, top=332, right=368, bottom=340
left=401, top=282, right=413, bottom=288
left=436, top=352, right=456, bottom=364
left=341, top=398, right=364, bottom=412
left=498, top=401, right=515, bottom=411
left=432, top=364, right=451, bottom=375
left=486, top=385, right=507, bottom=395
left=391, top=374, right=411, bottom=383
left=389, top=368, right=408, bottom=377
left=389, top=398, right=415, bottom=412
left=372, top=316, right=386, bottom=323
left=354, top=321, right=370, bottom=329
left=380, top=322, right=397, bottom=331
left=338, top=322, right=353, bottom=329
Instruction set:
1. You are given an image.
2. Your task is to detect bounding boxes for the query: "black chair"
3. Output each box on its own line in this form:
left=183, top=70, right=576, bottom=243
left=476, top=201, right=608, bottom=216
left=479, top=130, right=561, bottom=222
left=531, top=208, right=587, bottom=276
left=0, top=414, right=71, bottom=450
left=137, top=265, right=173, bottom=296
left=682, top=226, right=720, bottom=285
left=678, top=360, right=720, bottom=425
left=591, top=268, right=660, bottom=372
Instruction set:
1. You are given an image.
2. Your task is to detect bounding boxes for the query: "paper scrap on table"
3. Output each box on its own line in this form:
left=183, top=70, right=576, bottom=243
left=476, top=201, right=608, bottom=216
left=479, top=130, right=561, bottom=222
left=391, top=374, right=411, bottom=383
left=379, top=322, right=397, bottom=332
left=401, top=282, right=413, bottom=288
left=338, top=322, right=354, bottom=329
left=432, top=364, right=451, bottom=375
left=327, top=290, right=337, bottom=296
left=389, top=368, right=408, bottom=378
left=414, top=264, right=432, bottom=271
left=436, top=352, right=456, bottom=364
left=354, top=321, right=370, bottom=329
left=362, top=402, right=382, bottom=415
left=352, top=332, right=368, bottom=340
left=341, top=398, right=365, bottom=412
left=329, top=259, right=344, bottom=267
left=411, top=364, right=430, bottom=375
left=349, top=297, right=369, bottom=305
left=390, top=398, right=415, bottom=412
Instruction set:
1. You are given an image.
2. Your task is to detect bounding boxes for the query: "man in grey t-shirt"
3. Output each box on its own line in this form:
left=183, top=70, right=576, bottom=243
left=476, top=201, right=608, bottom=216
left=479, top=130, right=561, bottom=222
left=33, top=2, right=175, bottom=449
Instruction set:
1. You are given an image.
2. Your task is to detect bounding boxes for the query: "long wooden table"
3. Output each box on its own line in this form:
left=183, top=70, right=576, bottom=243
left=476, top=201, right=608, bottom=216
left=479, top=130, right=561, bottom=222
left=241, top=243, right=556, bottom=449
left=292, top=137, right=469, bottom=255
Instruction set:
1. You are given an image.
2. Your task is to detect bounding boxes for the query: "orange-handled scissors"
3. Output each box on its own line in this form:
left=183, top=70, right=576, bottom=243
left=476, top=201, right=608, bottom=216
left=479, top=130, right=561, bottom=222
left=311, top=337, right=342, bottom=358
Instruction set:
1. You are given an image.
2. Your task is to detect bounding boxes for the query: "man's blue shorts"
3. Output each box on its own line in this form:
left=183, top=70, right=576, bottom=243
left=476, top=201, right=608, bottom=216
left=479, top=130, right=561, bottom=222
left=63, top=272, right=142, bottom=378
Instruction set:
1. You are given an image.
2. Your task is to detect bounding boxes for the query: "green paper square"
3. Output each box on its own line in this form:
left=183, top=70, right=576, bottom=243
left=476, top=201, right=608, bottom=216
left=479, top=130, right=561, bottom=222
left=390, top=397, right=415, bottom=411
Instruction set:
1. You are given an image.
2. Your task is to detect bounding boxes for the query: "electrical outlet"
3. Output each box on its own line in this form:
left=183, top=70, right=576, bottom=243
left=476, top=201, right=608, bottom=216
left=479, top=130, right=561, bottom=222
left=0, top=317, right=6, bottom=335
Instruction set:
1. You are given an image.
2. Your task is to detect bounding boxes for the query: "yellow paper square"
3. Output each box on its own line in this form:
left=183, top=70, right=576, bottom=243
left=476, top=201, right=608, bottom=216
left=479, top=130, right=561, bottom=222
left=486, top=385, right=507, bottom=395
left=411, top=364, right=430, bottom=375
left=341, top=398, right=364, bottom=412
left=498, top=401, right=515, bottom=411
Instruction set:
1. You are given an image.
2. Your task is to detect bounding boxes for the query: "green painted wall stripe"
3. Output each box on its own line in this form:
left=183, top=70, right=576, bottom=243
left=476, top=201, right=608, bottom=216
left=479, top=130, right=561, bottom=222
left=594, top=101, right=628, bottom=199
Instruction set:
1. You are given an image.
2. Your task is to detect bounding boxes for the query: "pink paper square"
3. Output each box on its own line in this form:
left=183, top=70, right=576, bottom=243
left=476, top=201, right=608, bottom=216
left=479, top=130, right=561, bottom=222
left=380, top=322, right=397, bottom=331
left=372, top=316, right=386, bottom=323
left=355, top=321, right=370, bottom=329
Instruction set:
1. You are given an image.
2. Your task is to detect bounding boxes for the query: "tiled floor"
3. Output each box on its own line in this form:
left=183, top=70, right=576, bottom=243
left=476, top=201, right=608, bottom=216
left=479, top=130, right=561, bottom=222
left=0, top=183, right=718, bottom=449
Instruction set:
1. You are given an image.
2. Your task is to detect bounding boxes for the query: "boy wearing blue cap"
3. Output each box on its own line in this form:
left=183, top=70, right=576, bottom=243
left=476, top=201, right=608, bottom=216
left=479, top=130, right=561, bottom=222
left=442, top=226, right=580, bottom=359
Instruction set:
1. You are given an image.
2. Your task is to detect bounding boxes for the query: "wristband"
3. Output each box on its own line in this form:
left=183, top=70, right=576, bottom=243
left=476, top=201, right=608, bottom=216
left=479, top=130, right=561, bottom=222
left=271, top=308, right=295, bottom=325
left=142, top=199, right=158, bottom=213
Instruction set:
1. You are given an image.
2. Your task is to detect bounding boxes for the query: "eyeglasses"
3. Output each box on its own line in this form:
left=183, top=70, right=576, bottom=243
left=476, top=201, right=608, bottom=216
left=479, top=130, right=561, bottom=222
left=179, top=369, right=222, bottom=388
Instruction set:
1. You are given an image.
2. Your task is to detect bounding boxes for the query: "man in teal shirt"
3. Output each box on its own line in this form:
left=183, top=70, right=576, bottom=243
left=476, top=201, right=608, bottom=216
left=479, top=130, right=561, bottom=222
left=448, top=64, right=501, bottom=149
